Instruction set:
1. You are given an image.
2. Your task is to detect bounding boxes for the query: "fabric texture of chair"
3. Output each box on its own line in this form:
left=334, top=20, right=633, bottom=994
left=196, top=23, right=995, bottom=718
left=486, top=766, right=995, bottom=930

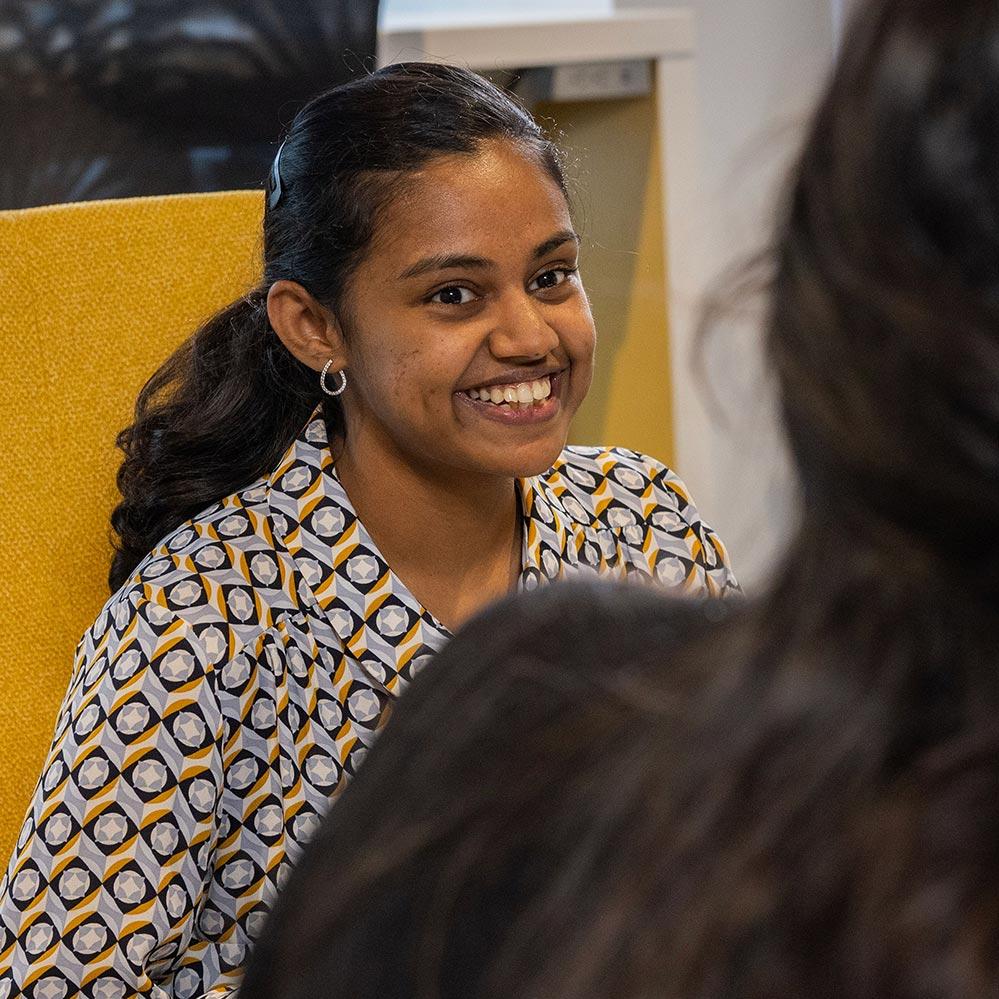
left=0, top=190, right=264, bottom=861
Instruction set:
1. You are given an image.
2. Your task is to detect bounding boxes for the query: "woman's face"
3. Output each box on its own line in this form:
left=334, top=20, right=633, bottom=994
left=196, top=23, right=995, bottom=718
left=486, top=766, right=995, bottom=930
left=337, top=139, right=595, bottom=481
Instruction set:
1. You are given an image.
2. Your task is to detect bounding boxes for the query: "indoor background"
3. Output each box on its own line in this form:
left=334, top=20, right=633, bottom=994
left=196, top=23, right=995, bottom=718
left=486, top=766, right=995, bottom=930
left=0, top=0, right=852, bottom=856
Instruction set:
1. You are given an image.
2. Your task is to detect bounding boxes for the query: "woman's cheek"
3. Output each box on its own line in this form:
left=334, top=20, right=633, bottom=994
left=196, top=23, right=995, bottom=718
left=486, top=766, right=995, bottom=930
left=570, top=316, right=597, bottom=375
left=566, top=294, right=596, bottom=356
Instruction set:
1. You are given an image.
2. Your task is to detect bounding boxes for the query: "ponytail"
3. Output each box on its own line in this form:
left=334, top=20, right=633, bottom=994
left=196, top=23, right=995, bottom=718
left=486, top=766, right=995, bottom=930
left=109, top=291, right=337, bottom=591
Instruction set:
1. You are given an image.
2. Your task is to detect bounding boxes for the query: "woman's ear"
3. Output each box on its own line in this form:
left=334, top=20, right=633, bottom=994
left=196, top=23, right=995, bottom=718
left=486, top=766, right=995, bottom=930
left=267, top=280, right=346, bottom=372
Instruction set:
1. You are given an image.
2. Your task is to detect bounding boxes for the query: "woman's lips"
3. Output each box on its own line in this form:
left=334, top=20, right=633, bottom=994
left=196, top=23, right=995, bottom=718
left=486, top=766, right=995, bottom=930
left=455, top=369, right=566, bottom=426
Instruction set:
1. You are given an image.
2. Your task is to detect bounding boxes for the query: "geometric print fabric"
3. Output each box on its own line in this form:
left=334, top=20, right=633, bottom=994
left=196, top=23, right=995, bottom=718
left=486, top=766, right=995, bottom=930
left=0, top=411, right=737, bottom=998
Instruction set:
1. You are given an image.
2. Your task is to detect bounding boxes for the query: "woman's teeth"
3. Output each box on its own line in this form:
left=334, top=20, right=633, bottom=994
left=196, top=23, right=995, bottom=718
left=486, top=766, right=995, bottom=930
left=466, top=376, right=553, bottom=407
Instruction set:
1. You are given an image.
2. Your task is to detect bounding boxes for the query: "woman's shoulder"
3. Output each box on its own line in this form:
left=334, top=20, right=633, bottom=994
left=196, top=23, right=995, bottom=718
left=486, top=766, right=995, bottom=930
left=90, top=480, right=299, bottom=669
left=540, top=446, right=739, bottom=594
left=135, top=482, right=284, bottom=589
left=543, top=445, right=701, bottom=528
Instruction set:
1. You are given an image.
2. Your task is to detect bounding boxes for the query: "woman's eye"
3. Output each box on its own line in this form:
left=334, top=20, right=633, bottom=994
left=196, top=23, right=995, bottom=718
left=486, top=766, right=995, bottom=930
left=430, top=286, right=476, bottom=306
left=530, top=268, right=576, bottom=292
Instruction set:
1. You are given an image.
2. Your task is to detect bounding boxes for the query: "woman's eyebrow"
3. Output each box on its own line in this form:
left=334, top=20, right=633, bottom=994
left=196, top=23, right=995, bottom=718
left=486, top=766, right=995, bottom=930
left=397, top=230, right=580, bottom=281
left=398, top=253, right=490, bottom=280
left=531, top=230, right=580, bottom=261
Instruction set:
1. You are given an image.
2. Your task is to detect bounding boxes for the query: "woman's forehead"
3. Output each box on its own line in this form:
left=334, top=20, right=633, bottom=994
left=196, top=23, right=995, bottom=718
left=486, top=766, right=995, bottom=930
left=371, top=140, right=571, bottom=261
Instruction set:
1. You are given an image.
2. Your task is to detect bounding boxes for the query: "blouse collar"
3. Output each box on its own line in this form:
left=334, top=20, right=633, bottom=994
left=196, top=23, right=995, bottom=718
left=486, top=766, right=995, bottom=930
left=264, top=413, right=580, bottom=690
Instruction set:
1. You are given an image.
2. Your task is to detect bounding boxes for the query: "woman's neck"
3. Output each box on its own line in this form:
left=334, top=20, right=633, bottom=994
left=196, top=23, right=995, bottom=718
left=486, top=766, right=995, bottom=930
left=334, top=433, right=522, bottom=633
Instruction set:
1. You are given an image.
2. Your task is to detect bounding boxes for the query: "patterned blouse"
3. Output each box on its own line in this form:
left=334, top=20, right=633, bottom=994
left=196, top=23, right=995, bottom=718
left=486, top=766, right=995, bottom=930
left=0, top=413, right=737, bottom=999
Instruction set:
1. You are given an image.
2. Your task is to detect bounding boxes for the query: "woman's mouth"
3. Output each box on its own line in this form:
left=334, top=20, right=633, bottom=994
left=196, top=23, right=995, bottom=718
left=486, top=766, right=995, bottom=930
left=466, top=374, right=552, bottom=407
left=455, top=371, right=565, bottom=425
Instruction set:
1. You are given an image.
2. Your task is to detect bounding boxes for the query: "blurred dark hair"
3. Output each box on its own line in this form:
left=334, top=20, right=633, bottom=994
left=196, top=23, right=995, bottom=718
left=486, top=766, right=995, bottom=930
left=109, top=62, right=567, bottom=591
left=243, top=1, right=999, bottom=996
left=770, top=0, right=999, bottom=593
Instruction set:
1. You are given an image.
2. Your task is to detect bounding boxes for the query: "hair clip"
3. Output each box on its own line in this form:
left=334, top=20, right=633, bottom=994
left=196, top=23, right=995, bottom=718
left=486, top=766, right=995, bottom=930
left=268, top=140, right=287, bottom=209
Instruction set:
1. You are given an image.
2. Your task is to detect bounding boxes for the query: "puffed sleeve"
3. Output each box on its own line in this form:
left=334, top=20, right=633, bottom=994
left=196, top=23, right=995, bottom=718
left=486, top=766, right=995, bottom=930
left=0, top=593, right=225, bottom=998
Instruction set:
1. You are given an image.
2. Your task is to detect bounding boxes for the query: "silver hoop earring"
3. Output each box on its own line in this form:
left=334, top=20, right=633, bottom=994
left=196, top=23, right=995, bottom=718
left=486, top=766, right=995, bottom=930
left=319, top=359, right=347, bottom=397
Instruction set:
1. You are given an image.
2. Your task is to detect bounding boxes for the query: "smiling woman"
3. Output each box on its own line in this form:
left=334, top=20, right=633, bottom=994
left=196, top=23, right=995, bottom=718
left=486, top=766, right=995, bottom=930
left=0, top=64, right=736, bottom=998
left=266, top=136, right=601, bottom=625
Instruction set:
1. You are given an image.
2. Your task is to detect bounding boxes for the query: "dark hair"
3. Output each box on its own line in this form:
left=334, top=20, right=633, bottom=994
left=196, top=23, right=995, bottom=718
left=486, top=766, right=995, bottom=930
left=769, top=0, right=999, bottom=596
left=109, top=63, right=567, bottom=591
left=246, top=1, right=999, bottom=995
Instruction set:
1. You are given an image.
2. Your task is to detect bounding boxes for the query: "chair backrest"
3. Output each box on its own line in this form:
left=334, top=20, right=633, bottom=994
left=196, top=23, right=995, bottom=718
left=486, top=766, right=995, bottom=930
left=0, top=190, right=264, bottom=861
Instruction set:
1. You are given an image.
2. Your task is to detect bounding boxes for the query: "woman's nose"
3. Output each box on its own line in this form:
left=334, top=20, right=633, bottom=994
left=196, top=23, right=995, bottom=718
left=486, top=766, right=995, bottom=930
left=487, top=293, right=560, bottom=360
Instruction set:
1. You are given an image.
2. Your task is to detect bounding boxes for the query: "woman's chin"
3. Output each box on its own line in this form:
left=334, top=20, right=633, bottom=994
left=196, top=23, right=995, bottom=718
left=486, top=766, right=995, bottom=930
left=426, top=424, right=572, bottom=480
left=491, top=437, right=568, bottom=479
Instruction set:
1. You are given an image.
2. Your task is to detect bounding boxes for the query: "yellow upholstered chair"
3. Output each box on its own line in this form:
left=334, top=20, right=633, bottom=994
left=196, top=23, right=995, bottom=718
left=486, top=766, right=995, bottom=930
left=0, top=191, right=264, bottom=862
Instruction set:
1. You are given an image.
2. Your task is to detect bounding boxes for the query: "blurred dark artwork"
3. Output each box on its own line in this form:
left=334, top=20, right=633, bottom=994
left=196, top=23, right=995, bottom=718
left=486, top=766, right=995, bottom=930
left=0, top=1, right=379, bottom=209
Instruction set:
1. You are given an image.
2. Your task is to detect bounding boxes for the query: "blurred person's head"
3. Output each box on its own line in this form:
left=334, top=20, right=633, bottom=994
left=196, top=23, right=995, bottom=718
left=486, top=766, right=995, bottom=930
left=111, top=63, right=594, bottom=591
left=240, top=583, right=726, bottom=999
left=769, top=0, right=999, bottom=601
left=238, top=576, right=999, bottom=999
left=242, top=2, right=999, bottom=997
